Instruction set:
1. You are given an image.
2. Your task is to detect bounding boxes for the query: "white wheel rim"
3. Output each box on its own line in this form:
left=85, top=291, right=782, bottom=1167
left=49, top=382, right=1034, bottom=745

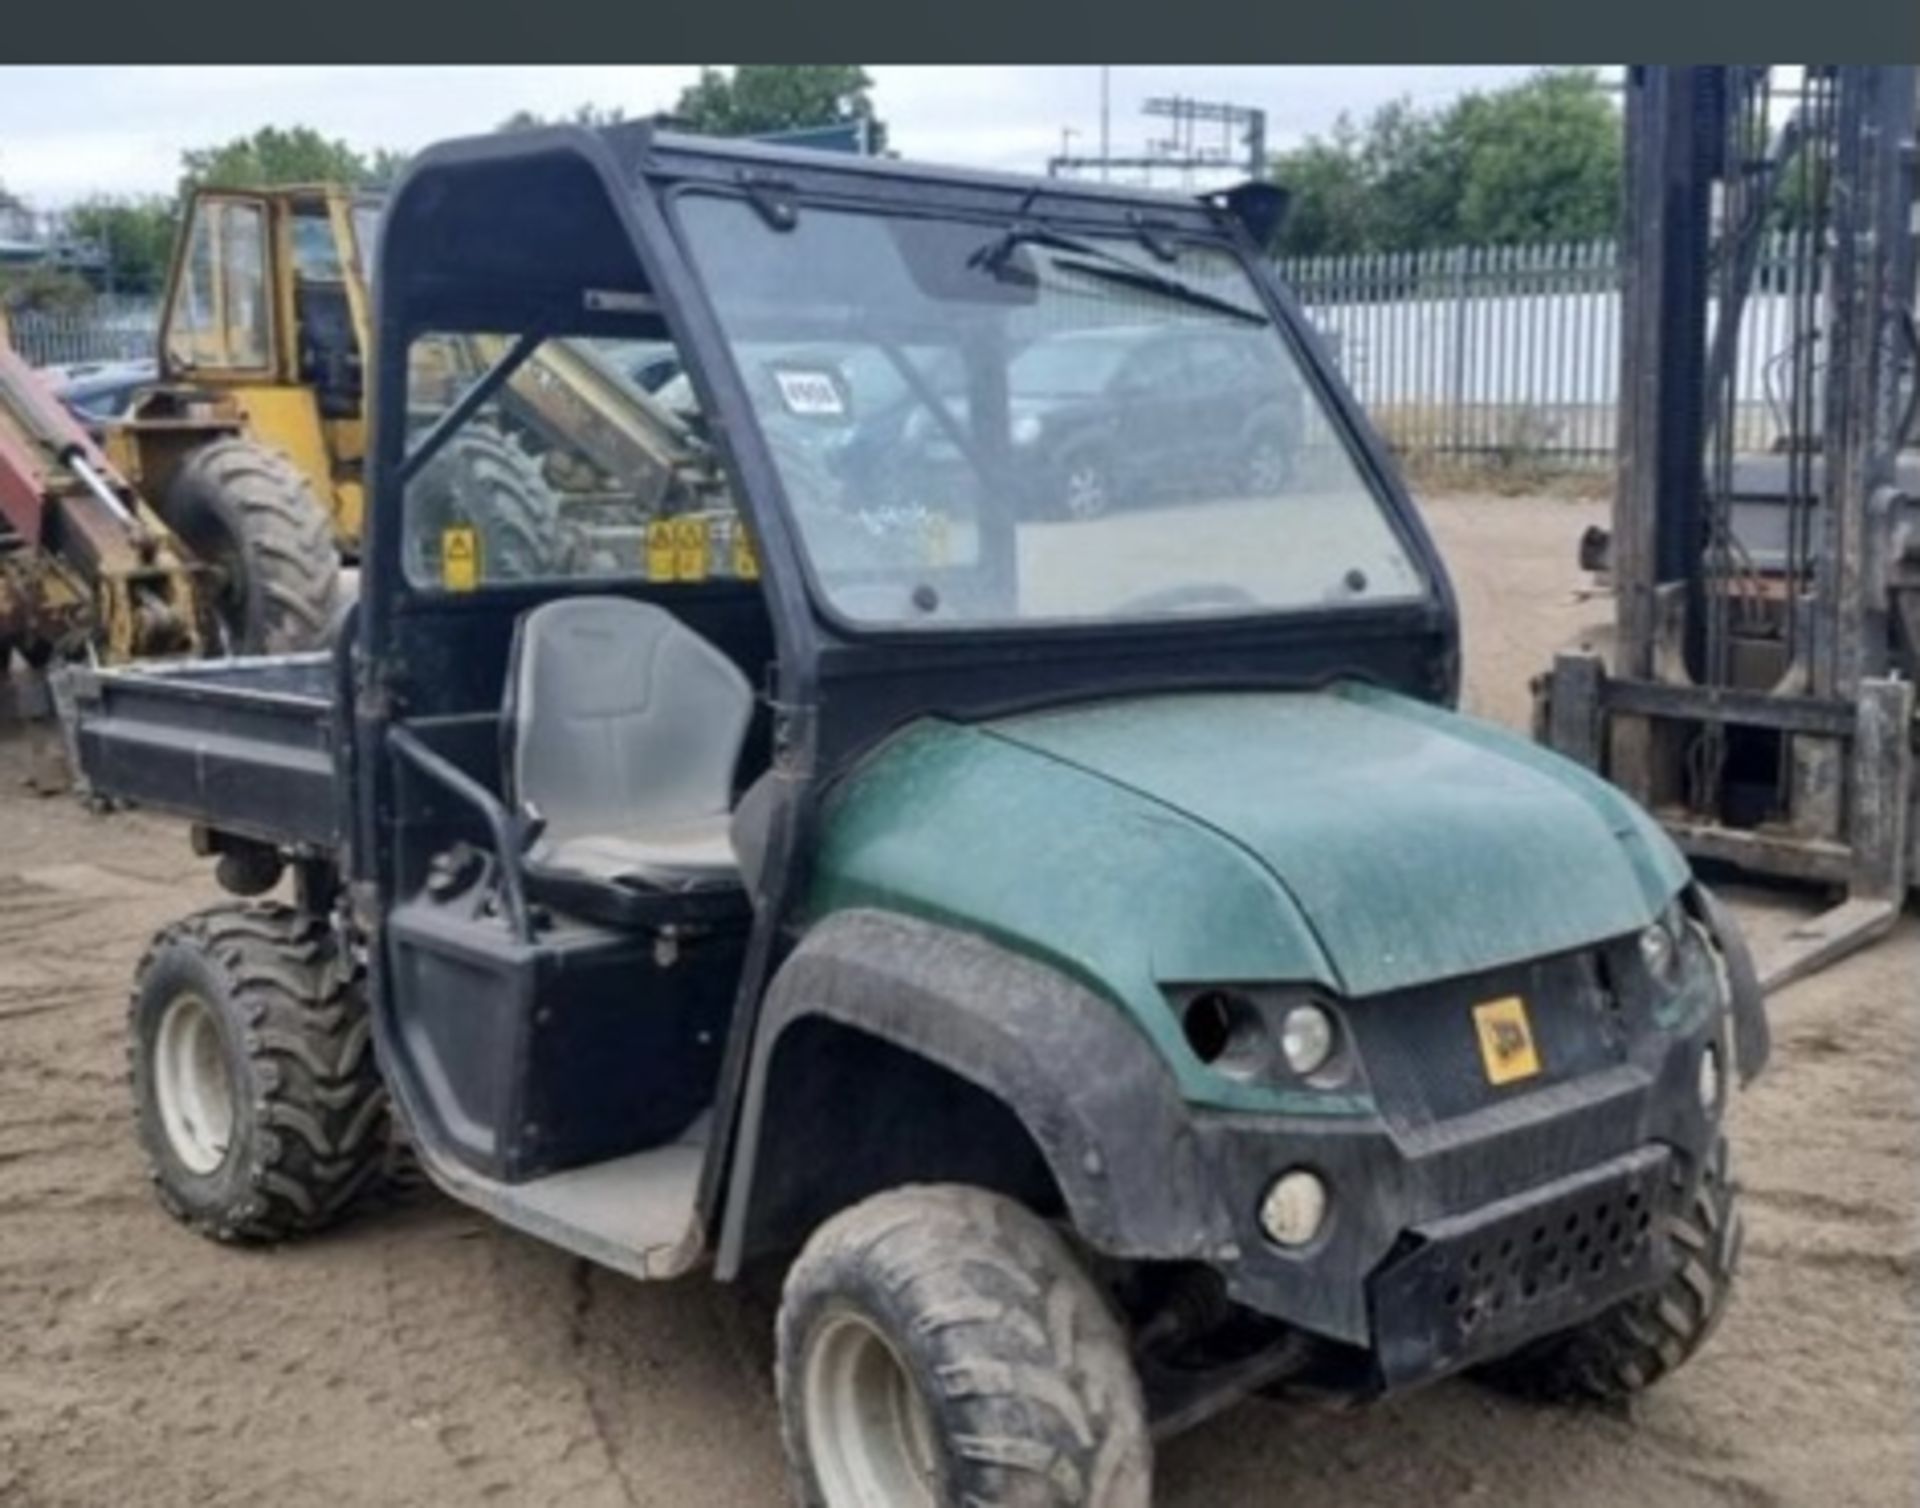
left=1248, top=439, right=1287, bottom=492
left=154, top=991, right=236, bottom=1175
left=803, top=1308, right=940, bottom=1508
left=1064, top=463, right=1109, bottom=519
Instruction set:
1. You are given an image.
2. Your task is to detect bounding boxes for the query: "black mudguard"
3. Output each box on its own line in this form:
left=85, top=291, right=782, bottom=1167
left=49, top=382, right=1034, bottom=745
left=716, top=908, right=1214, bottom=1275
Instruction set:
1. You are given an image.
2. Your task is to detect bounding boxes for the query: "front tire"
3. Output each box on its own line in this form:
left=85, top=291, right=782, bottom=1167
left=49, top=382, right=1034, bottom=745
left=129, top=903, right=388, bottom=1243
left=1475, top=1136, right=1741, bottom=1402
left=165, top=438, right=341, bottom=655
left=778, top=1185, right=1150, bottom=1508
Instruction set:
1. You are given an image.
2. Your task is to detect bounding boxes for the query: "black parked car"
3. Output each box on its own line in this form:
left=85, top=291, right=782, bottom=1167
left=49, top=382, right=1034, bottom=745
left=1003, top=324, right=1303, bottom=519
left=39, top=358, right=156, bottom=434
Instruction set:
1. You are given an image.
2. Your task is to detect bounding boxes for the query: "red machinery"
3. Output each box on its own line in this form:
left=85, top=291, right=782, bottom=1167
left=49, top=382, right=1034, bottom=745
left=0, top=328, right=203, bottom=670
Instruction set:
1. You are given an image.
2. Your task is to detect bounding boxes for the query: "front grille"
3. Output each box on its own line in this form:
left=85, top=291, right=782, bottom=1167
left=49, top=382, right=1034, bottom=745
left=1348, top=947, right=1628, bottom=1127
left=1368, top=1145, right=1672, bottom=1388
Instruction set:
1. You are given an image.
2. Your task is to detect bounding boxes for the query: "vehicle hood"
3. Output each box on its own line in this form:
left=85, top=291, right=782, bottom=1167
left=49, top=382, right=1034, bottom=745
left=981, top=683, right=1687, bottom=997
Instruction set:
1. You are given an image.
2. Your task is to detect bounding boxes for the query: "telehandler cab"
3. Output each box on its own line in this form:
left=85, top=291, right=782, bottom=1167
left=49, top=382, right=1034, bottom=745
left=65, top=124, right=1768, bottom=1506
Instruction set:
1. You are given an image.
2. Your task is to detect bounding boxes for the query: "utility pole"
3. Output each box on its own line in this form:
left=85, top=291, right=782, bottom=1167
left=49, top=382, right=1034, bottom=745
left=1100, top=67, right=1111, bottom=182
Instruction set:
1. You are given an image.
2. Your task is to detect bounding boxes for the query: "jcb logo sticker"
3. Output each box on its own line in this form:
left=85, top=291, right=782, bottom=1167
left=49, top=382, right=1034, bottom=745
left=1472, top=996, right=1542, bottom=1085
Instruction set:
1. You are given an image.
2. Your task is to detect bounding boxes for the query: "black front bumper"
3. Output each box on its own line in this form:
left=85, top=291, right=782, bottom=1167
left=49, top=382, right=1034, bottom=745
left=1366, top=1144, right=1671, bottom=1388
left=1171, top=941, right=1727, bottom=1394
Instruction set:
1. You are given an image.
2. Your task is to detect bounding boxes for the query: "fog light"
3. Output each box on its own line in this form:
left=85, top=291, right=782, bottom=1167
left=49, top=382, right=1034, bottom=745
left=1698, top=1043, right=1722, bottom=1111
left=1260, top=1170, right=1328, bottom=1247
left=1280, top=1003, right=1336, bottom=1076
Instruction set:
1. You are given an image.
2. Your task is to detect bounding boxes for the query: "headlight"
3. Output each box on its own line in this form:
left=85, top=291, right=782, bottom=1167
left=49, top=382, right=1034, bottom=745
left=1176, top=988, right=1346, bottom=1084
left=1639, top=908, right=1682, bottom=984
left=1260, top=1170, right=1329, bottom=1247
left=1279, top=1003, right=1336, bottom=1076
left=1011, top=413, right=1043, bottom=446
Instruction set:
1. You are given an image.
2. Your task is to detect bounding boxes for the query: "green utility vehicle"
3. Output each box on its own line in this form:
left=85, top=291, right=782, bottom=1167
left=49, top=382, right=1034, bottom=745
left=64, top=124, right=1768, bottom=1506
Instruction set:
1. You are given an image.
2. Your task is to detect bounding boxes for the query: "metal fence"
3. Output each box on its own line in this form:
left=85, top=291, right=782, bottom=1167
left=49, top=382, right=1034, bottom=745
left=3, top=240, right=1835, bottom=473
left=1279, top=236, right=1825, bottom=471
left=7, top=298, right=160, bottom=368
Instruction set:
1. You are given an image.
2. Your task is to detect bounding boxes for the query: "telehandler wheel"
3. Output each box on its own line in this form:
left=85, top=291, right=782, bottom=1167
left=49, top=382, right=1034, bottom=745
left=1474, top=1136, right=1741, bottom=1403
left=777, top=1184, right=1150, bottom=1508
left=129, top=902, right=388, bottom=1244
left=403, top=426, right=564, bottom=585
left=165, top=438, right=341, bottom=655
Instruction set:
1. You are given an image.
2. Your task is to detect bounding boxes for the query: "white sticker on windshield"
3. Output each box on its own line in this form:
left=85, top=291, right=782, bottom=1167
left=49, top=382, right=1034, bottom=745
left=773, top=367, right=847, bottom=418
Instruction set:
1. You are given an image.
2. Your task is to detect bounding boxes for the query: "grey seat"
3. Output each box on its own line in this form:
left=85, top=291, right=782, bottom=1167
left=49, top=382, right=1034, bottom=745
left=507, top=596, right=753, bottom=892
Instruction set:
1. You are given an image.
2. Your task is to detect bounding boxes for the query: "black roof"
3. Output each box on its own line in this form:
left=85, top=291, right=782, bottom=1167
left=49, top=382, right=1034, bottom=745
left=377, top=121, right=1283, bottom=336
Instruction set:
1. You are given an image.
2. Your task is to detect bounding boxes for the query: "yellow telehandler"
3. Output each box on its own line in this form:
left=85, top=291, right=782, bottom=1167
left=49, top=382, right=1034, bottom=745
left=106, top=183, right=732, bottom=636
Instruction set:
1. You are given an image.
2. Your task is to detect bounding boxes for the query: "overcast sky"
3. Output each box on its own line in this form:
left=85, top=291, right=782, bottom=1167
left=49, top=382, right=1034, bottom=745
left=0, top=65, right=1547, bottom=209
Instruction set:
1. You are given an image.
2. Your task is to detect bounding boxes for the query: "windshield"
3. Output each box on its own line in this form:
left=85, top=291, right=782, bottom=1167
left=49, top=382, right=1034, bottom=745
left=350, top=203, right=381, bottom=277
left=1010, top=335, right=1132, bottom=396
left=677, top=194, right=1426, bottom=628
left=397, top=328, right=745, bottom=592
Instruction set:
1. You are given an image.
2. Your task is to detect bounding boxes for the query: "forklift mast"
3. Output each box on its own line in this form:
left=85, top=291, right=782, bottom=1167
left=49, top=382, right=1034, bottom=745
left=1543, top=65, right=1919, bottom=989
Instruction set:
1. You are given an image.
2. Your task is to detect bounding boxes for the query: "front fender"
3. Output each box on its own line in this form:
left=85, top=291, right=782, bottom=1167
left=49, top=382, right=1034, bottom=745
left=716, top=909, right=1217, bottom=1274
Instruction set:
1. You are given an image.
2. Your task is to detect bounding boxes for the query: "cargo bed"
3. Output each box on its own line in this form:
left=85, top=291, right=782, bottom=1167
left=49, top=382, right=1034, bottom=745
left=60, top=653, right=345, bottom=851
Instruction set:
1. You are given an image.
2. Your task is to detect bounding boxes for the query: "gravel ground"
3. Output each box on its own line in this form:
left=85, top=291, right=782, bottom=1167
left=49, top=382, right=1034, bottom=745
left=0, top=491, right=1912, bottom=1507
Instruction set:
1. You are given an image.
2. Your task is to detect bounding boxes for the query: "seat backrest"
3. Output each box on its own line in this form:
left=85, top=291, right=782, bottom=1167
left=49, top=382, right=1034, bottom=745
left=507, top=597, right=753, bottom=846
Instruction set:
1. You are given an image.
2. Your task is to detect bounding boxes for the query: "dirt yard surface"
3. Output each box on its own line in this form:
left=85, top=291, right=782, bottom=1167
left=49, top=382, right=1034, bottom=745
left=0, top=492, right=1912, bottom=1507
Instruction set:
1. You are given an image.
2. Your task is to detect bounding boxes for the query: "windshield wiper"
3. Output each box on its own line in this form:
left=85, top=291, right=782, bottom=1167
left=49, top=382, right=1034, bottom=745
left=969, top=226, right=1269, bottom=327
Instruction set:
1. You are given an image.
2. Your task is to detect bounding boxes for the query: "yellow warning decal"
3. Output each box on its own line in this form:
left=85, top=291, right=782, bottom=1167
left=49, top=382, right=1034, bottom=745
left=671, top=516, right=709, bottom=582
left=731, top=522, right=759, bottom=580
left=645, top=519, right=677, bottom=580
left=441, top=525, right=480, bottom=592
left=1472, top=995, right=1542, bottom=1086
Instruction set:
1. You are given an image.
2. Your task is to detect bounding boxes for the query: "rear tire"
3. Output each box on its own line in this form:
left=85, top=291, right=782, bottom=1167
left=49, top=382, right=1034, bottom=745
left=166, top=438, right=341, bottom=655
left=1474, top=1136, right=1741, bottom=1402
left=778, top=1184, right=1150, bottom=1508
left=129, top=902, right=388, bottom=1243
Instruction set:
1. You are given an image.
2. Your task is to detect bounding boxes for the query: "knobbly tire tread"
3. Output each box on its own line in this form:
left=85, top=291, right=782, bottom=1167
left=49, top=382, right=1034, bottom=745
left=1475, top=1136, right=1741, bottom=1403
left=129, top=902, right=388, bottom=1243
left=167, top=437, right=341, bottom=654
left=778, top=1183, right=1151, bottom=1508
left=406, top=426, right=562, bottom=583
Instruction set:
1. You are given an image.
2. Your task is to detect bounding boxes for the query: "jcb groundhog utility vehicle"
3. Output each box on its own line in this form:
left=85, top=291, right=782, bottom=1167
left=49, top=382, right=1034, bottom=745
left=65, top=125, right=1769, bottom=1505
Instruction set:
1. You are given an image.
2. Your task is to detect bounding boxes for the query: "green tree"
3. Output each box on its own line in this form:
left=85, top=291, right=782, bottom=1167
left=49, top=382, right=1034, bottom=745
left=1270, top=69, right=1621, bottom=256
left=62, top=196, right=178, bottom=295
left=671, top=65, right=886, bottom=152
left=363, top=147, right=413, bottom=190
left=0, top=263, right=95, bottom=313
left=1358, top=97, right=1468, bottom=251
left=1269, top=121, right=1371, bottom=256
left=179, top=126, right=380, bottom=194
left=1449, top=71, right=1620, bottom=245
